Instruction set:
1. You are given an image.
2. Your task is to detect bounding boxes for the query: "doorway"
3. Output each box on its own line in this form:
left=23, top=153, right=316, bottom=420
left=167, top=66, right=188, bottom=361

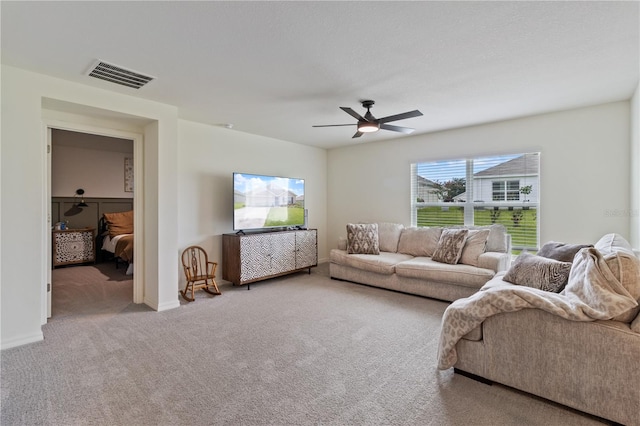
left=45, top=121, right=144, bottom=319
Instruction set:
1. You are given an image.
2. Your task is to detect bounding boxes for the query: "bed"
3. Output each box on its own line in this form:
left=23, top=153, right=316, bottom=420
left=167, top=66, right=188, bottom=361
left=99, top=210, right=134, bottom=274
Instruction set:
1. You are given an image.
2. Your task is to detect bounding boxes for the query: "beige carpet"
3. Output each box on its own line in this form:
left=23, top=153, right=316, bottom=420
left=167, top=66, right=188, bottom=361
left=1, top=263, right=607, bottom=425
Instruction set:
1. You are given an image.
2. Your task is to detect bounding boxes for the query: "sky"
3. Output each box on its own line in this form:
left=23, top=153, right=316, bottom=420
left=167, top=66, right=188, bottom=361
left=234, top=173, right=305, bottom=196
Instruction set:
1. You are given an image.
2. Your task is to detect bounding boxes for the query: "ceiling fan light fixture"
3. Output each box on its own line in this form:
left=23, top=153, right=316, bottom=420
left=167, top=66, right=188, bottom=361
left=357, top=121, right=380, bottom=133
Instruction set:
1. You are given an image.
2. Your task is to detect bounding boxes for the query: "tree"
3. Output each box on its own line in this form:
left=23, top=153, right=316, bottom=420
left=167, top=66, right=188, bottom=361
left=519, top=185, right=532, bottom=202
left=434, top=178, right=466, bottom=202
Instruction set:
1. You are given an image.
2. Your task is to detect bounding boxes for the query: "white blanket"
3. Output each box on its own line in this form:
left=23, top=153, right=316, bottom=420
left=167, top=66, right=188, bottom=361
left=437, top=247, right=638, bottom=370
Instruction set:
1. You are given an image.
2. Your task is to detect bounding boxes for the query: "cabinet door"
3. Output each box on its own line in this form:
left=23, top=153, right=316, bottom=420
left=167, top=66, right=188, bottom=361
left=239, top=233, right=272, bottom=282
left=269, top=232, right=296, bottom=275
left=295, top=230, right=317, bottom=269
left=53, top=230, right=95, bottom=266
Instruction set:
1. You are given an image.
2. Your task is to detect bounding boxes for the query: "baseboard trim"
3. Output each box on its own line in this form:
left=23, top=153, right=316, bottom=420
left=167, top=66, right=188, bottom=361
left=1, top=330, right=44, bottom=350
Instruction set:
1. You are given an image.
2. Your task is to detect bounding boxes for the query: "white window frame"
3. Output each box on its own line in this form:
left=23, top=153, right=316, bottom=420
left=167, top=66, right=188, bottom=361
left=411, top=153, right=540, bottom=252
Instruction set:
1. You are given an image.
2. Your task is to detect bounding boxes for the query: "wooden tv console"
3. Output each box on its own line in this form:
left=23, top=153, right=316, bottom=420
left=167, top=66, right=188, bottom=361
left=222, top=229, right=317, bottom=289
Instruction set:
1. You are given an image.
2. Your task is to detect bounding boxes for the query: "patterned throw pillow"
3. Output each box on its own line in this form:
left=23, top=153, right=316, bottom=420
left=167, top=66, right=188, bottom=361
left=503, top=252, right=572, bottom=292
left=432, top=228, right=469, bottom=265
left=346, top=223, right=380, bottom=255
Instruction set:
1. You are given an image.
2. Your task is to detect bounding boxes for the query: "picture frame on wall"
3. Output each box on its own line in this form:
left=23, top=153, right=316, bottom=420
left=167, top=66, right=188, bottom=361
left=124, top=157, right=134, bottom=192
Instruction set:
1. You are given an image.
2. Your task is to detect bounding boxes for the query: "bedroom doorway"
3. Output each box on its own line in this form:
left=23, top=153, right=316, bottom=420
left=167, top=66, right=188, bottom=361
left=46, top=122, right=143, bottom=319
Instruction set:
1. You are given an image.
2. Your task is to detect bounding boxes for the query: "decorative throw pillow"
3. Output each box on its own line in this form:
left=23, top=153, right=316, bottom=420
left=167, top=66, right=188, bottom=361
left=346, top=223, right=380, bottom=255
left=432, top=228, right=469, bottom=265
left=538, top=241, right=593, bottom=263
left=458, top=229, right=491, bottom=267
left=503, top=252, right=572, bottom=293
left=103, top=210, right=134, bottom=238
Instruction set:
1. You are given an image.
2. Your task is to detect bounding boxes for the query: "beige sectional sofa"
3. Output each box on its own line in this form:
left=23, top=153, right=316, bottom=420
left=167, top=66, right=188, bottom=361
left=329, top=223, right=512, bottom=302
left=453, top=233, right=640, bottom=426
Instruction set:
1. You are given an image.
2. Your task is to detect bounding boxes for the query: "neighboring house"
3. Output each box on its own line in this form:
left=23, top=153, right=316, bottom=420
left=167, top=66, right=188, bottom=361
left=415, top=176, right=440, bottom=202
left=245, top=182, right=298, bottom=207
left=445, top=154, right=540, bottom=203
left=234, top=190, right=246, bottom=205
left=473, top=153, right=539, bottom=203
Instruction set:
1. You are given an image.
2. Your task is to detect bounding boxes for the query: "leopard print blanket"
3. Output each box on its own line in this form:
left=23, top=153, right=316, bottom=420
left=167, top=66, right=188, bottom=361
left=437, top=248, right=638, bottom=370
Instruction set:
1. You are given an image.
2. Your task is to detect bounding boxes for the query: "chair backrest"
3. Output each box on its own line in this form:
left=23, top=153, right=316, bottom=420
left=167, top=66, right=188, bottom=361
left=181, top=246, right=209, bottom=279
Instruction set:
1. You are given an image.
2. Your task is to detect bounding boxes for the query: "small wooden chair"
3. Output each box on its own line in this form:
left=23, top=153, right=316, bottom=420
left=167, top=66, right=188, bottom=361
left=180, top=246, right=222, bottom=302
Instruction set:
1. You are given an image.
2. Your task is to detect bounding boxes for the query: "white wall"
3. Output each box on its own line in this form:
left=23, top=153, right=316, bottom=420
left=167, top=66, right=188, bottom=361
left=630, top=82, right=640, bottom=249
left=51, top=145, right=134, bottom=198
left=1, top=65, right=180, bottom=349
left=327, top=101, right=632, bottom=249
left=0, top=64, right=328, bottom=349
left=177, top=120, right=328, bottom=288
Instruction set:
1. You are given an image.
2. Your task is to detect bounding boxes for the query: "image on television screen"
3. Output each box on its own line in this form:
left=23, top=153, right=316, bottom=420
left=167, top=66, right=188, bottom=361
left=233, top=173, right=305, bottom=230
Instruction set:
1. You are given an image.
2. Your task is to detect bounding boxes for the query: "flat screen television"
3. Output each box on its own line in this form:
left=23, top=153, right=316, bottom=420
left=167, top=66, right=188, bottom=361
left=233, top=172, right=305, bottom=231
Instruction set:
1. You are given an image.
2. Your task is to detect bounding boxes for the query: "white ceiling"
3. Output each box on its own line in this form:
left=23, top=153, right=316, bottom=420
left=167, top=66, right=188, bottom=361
left=2, top=1, right=638, bottom=149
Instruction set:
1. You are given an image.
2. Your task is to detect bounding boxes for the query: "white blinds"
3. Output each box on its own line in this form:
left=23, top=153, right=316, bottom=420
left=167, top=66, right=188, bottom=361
left=411, top=153, right=540, bottom=253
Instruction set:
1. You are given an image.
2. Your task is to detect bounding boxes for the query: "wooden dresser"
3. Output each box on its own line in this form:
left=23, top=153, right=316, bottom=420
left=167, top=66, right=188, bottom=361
left=52, top=228, right=96, bottom=267
left=222, top=229, right=317, bottom=289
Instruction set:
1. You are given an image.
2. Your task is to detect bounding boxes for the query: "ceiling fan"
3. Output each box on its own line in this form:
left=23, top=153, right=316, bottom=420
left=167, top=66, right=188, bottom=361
left=313, top=100, right=423, bottom=139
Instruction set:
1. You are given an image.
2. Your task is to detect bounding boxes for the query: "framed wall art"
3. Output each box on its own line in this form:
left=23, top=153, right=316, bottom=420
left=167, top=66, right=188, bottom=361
left=124, top=157, right=134, bottom=192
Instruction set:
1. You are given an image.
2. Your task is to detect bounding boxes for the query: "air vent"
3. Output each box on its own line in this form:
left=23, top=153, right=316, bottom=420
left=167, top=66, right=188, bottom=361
left=87, top=61, right=154, bottom=89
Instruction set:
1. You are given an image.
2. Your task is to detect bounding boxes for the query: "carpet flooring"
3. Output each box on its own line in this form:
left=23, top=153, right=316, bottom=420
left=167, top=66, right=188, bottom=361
left=1, top=263, right=607, bottom=425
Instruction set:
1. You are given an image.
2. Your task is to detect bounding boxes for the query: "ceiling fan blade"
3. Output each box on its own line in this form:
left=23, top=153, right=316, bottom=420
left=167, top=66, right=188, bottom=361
left=340, top=107, right=367, bottom=122
left=377, top=110, right=423, bottom=124
left=380, top=123, right=415, bottom=134
left=352, top=131, right=364, bottom=138
left=312, top=124, right=356, bottom=127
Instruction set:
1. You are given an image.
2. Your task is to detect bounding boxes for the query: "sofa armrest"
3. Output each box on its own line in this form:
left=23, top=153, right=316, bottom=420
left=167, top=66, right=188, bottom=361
left=477, top=252, right=511, bottom=273
left=478, top=309, right=640, bottom=425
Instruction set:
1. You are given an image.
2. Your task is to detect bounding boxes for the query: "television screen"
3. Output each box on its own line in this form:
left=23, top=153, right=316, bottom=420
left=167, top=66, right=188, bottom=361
left=233, top=173, right=305, bottom=231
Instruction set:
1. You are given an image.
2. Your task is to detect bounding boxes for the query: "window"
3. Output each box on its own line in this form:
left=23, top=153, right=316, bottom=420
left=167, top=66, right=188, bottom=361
left=411, top=153, right=540, bottom=253
left=492, top=180, right=520, bottom=201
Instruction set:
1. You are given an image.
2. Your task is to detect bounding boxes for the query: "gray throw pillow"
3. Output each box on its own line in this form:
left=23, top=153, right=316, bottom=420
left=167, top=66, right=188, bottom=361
left=346, top=223, right=380, bottom=255
left=503, top=252, right=572, bottom=293
left=538, top=241, right=593, bottom=263
left=432, top=228, right=469, bottom=265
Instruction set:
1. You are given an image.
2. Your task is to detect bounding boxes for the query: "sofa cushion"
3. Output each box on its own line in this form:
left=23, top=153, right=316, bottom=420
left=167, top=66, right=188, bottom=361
left=632, top=311, right=640, bottom=333
left=432, top=228, right=469, bottom=265
left=330, top=249, right=413, bottom=275
left=459, top=229, right=490, bottom=267
left=595, top=233, right=640, bottom=323
left=376, top=222, right=404, bottom=253
left=595, top=233, right=634, bottom=253
left=503, top=252, right=572, bottom=293
left=453, top=224, right=508, bottom=253
left=538, top=241, right=593, bottom=263
left=397, top=227, right=442, bottom=257
left=395, top=257, right=495, bottom=288
left=346, top=223, right=380, bottom=255
left=461, top=325, right=483, bottom=342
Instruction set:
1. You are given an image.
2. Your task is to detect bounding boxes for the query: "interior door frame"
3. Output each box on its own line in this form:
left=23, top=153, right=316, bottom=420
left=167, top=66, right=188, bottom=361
left=42, top=119, right=144, bottom=322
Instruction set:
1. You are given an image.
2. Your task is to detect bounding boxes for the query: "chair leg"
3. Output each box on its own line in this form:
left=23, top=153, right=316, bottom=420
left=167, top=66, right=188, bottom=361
left=180, top=282, right=195, bottom=302
left=203, top=278, right=222, bottom=296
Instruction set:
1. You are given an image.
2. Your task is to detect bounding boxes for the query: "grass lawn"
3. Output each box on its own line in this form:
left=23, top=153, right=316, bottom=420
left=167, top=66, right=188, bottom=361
left=264, top=206, right=305, bottom=227
left=417, top=206, right=538, bottom=251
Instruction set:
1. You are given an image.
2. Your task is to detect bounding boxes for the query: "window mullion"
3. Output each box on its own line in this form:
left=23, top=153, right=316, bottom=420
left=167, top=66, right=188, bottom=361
left=464, top=159, right=474, bottom=225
